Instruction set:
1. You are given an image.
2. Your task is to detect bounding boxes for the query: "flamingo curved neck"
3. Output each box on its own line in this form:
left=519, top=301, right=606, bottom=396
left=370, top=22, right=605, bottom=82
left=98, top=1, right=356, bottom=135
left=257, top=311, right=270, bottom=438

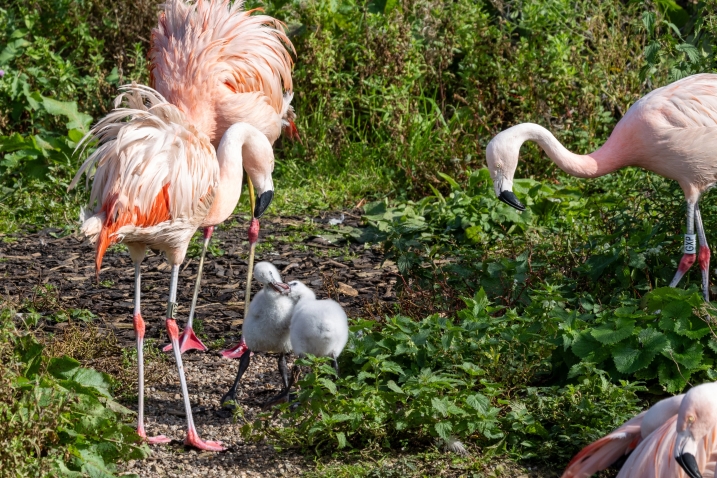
left=510, top=123, right=621, bottom=179
left=202, top=125, right=254, bottom=227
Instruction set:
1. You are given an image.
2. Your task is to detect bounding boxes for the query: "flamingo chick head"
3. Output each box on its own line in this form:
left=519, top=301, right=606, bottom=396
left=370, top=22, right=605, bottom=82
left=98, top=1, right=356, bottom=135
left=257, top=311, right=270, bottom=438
left=287, top=280, right=316, bottom=303
left=486, top=130, right=526, bottom=211
left=253, top=262, right=290, bottom=294
left=674, top=382, right=717, bottom=478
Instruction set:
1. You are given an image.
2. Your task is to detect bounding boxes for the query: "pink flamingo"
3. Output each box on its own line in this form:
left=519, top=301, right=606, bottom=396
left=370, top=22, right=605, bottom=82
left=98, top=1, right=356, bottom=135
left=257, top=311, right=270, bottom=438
left=70, top=84, right=275, bottom=450
left=486, top=74, right=717, bottom=301
left=561, top=394, right=684, bottom=477
left=618, top=382, right=717, bottom=477
left=149, top=0, right=297, bottom=353
left=563, top=382, right=717, bottom=478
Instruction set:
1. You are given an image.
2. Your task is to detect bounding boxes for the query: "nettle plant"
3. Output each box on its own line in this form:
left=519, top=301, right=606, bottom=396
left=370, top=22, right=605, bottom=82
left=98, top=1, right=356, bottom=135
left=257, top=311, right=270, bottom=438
left=556, top=287, right=717, bottom=393
left=0, top=309, right=148, bottom=477
left=244, top=289, right=644, bottom=462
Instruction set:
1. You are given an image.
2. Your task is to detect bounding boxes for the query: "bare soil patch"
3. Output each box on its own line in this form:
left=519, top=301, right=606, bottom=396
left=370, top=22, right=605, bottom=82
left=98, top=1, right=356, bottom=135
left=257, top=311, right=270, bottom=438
left=0, top=211, right=402, bottom=477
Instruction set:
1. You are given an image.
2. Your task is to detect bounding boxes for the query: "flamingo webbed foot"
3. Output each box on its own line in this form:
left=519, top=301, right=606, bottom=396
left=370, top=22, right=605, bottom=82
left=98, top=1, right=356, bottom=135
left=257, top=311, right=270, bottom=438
left=184, top=429, right=226, bottom=451
left=137, top=428, right=172, bottom=445
left=220, top=340, right=249, bottom=359
left=162, top=326, right=208, bottom=353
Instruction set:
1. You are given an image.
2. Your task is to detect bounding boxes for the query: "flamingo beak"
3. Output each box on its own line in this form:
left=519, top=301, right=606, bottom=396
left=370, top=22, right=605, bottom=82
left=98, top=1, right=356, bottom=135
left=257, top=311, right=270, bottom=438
left=675, top=432, right=703, bottom=478
left=498, top=190, right=526, bottom=211
left=254, top=190, right=274, bottom=218
left=270, top=282, right=290, bottom=295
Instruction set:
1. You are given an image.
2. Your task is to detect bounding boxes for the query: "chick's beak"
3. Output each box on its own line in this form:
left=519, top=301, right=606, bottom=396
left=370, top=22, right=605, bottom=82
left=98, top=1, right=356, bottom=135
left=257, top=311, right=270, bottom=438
left=270, top=282, right=291, bottom=294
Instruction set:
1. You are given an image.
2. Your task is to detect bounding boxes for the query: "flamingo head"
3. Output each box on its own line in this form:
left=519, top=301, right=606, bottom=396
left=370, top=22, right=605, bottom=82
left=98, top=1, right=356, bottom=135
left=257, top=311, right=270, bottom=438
left=253, top=261, right=290, bottom=295
left=485, top=131, right=525, bottom=211
left=287, top=280, right=316, bottom=303
left=674, top=383, right=717, bottom=478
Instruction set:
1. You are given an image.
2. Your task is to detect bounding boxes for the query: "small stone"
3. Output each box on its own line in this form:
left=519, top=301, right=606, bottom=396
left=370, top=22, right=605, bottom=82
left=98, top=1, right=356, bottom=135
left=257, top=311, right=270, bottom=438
left=337, top=282, right=358, bottom=297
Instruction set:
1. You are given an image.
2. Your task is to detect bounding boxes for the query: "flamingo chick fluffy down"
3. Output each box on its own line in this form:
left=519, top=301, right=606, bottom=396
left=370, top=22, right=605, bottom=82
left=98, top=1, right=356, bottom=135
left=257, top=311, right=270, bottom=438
left=486, top=73, right=717, bottom=302
left=288, top=281, right=349, bottom=375
left=70, top=85, right=275, bottom=451
left=219, top=262, right=294, bottom=412
left=259, top=280, right=349, bottom=407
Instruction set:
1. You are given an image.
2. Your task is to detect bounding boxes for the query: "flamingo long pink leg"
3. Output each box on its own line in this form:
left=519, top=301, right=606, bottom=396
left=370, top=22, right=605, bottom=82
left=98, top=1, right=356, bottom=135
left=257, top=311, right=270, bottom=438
left=163, top=227, right=213, bottom=354
left=165, top=264, right=225, bottom=451
left=695, top=204, right=711, bottom=302
left=133, top=262, right=171, bottom=444
left=670, top=201, right=697, bottom=289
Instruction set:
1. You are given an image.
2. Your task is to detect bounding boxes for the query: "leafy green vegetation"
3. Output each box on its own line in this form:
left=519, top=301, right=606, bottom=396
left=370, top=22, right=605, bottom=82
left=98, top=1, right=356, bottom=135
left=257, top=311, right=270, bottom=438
left=3, top=0, right=717, bottom=474
left=246, top=290, right=644, bottom=464
left=0, top=308, right=148, bottom=477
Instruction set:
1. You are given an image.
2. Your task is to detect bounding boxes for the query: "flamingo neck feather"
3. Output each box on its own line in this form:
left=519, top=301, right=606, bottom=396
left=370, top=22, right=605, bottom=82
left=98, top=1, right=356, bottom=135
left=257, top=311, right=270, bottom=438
left=509, top=123, right=623, bottom=179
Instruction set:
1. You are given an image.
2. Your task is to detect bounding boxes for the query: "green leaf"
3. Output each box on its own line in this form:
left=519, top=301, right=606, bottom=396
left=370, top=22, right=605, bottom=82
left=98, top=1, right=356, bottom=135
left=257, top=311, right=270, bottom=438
left=336, top=431, right=347, bottom=449
left=658, top=360, right=689, bottom=393
left=70, top=368, right=112, bottom=397
left=48, top=356, right=81, bottom=380
left=437, top=172, right=461, bottom=191
left=676, top=43, right=701, bottom=63
left=591, top=318, right=635, bottom=345
left=318, top=378, right=337, bottom=394
left=41, top=96, right=93, bottom=133
left=386, top=380, right=403, bottom=394
left=642, top=11, right=656, bottom=36
left=435, top=421, right=452, bottom=440
left=431, top=397, right=448, bottom=417
left=465, top=394, right=491, bottom=414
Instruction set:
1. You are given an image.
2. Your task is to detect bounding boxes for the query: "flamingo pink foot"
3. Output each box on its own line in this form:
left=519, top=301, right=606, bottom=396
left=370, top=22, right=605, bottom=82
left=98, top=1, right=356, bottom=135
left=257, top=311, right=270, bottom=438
left=221, top=339, right=250, bottom=359
left=184, top=428, right=226, bottom=451
left=137, top=427, right=172, bottom=445
left=162, top=327, right=208, bottom=353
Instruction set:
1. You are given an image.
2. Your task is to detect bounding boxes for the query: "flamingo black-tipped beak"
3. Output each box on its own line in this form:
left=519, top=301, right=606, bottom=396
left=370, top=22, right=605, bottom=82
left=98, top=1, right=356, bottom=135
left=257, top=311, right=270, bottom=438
left=270, top=282, right=291, bottom=294
left=254, top=190, right=274, bottom=218
left=498, top=190, right=526, bottom=211
left=676, top=453, right=703, bottom=478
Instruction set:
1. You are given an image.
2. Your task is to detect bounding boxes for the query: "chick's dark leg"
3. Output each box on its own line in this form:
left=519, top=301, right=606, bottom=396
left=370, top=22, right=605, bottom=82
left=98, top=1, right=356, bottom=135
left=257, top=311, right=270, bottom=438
left=220, top=349, right=251, bottom=411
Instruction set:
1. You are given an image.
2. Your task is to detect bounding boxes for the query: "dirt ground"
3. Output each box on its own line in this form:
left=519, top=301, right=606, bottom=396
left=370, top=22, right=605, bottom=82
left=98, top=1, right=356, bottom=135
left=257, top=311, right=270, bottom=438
left=0, top=211, right=401, bottom=477
left=0, top=211, right=552, bottom=478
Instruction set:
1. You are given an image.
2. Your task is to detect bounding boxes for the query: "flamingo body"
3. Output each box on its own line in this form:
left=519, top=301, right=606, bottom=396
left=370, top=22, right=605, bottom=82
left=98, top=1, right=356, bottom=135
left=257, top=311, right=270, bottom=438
left=71, top=84, right=275, bottom=451
left=486, top=74, right=717, bottom=301
left=562, top=394, right=684, bottom=478
left=150, top=0, right=296, bottom=147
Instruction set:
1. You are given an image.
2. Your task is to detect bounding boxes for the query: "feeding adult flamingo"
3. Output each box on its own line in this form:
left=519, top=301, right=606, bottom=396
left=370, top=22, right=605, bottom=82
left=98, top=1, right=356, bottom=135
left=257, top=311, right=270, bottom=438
left=486, top=73, right=717, bottom=301
left=70, top=84, right=275, bottom=450
left=150, top=0, right=297, bottom=353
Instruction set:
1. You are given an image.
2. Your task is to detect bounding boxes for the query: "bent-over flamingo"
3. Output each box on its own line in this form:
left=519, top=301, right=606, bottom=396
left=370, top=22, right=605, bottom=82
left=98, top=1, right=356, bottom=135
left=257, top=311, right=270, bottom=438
left=70, top=84, right=275, bottom=450
left=150, top=0, right=297, bottom=353
left=486, top=74, right=717, bottom=301
left=562, top=394, right=684, bottom=477
left=615, top=382, right=717, bottom=477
